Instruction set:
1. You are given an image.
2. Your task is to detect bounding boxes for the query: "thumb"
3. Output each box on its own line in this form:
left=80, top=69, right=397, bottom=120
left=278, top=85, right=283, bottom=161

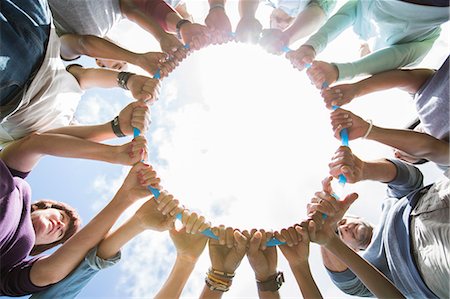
left=343, top=192, right=358, bottom=208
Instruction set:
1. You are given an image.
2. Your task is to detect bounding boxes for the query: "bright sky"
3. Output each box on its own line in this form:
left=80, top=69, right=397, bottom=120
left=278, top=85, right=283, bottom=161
left=22, top=1, right=448, bottom=298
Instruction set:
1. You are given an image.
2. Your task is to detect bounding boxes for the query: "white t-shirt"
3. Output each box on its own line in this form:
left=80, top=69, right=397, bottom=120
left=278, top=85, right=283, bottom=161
left=0, top=28, right=83, bottom=147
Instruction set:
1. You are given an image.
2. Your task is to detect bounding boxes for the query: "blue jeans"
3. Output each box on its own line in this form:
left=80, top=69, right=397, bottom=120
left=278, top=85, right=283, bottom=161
left=0, top=0, right=51, bottom=105
left=29, top=247, right=121, bottom=299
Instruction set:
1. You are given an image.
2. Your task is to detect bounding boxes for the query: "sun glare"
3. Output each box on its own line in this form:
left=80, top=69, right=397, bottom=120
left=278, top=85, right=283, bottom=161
left=149, top=43, right=339, bottom=231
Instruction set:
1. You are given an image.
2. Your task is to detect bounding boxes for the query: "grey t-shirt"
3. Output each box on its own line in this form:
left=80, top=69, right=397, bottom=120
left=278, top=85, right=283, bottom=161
left=48, top=0, right=123, bottom=37
left=414, top=56, right=449, bottom=142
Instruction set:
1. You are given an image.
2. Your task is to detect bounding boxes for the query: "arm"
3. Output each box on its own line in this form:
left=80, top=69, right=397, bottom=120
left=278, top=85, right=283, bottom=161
left=309, top=221, right=405, bottom=298
left=286, top=0, right=357, bottom=70
left=334, top=37, right=438, bottom=81
left=0, top=133, right=147, bottom=172
left=97, top=192, right=181, bottom=259
left=320, top=68, right=434, bottom=109
left=60, top=34, right=167, bottom=76
left=235, top=0, right=263, bottom=43
left=284, top=4, right=328, bottom=45
left=204, top=0, right=232, bottom=45
left=276, top=224, right=323, bottom=299
left=154, top=212, right=210, bottom=299
left=245, top=230, right=280, bottom=299
left=260, top=4, right=328, bottom=54
left=0, top=102, right=150, bottom=172
left=199, top=227, right=248, bottom=299
left=67, top=65, right=160, bottom=102
left=29, top=163, right=161, bottom=287
left=330, top=108, right=449, bottom=165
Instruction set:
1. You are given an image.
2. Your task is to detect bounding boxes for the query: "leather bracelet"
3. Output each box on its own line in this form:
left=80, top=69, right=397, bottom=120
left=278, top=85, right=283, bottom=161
left=117, top=71, right=135, bottom=90
left=256, top=271, right=284, bottom=292
left=111, top=116, right=126, bottom=137
left=176, top=19, right=191, bottom=40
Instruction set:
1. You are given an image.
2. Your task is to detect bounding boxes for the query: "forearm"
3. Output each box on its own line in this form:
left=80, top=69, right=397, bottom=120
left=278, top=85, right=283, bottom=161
left=122, top=0, right=169, bottom=41
left=304, top=0, right=357, bottom=54
left=154, top=255, right=197, bottom=299
left=97, top=216, right=145, bottom=260
left=320, top=246, right=348, bottom=272
left=324, top=236, right=405, bottom=298
left=46, top=122, right=116, bottom=143
left=238, top=0, right=259, bottom=18
left=284, top=5, right=326, bottom=44
left=354, top=69, right=434, bottom=97
left=0, top=132, right=119, bottom=172
left=361, top=159, right=397, bottom=183
left=69, top=66, right=120, bottom=90
left=368, top=126, right=450, bottom=165
left=199, top=285, right=224, bottom=299
left=209, top=0, right=226, bottom=7
left=30, top=192, right=133, bottom=286
left=290, top=262, right=322, bottom=299
left=258, top=290, right=280, bottom=299
left=334, top=38, right=437, bottom=81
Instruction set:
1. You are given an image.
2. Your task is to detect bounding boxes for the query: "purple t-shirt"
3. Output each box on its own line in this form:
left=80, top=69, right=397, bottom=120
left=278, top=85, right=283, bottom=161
left=0, top=159, right=48, bottom=296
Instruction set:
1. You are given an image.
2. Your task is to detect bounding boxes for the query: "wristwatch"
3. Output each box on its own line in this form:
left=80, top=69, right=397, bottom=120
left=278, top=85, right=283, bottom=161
left=111, top=116, right=126, bottom=137
left=256, top=271, right=284, bottom=292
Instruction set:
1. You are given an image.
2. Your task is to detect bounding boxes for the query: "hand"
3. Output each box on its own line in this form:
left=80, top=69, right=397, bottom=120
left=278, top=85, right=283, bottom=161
left=158, top=57, right=179, bottom=78
left=321, top=83, right=360, bottom=109
left=286, top=45, right=315, bottom=71
left=259, top=29, right=289, bottom=55
left=155, top=191, right=183, bottom=217
left=180, top=209, right=211, bottom=234
left=119, top=162, right=161, bottom=203
left=159, top=32, right=189, bottom=62
left=306, top=61, right=339, bottom=89
left=235, top=17, right=263, bottom=44
left=179, top=23, right=211, bottom=50
left=328, top=146, right=365, bottom=184
left=135, top=52, right=168, bottom=77
left=205, top=8, right=232, bottom=45
left=209, top=226, right=248, bottom=273
left=276, top=224, right=310, bottom=266
left=330, top=108, right=370, bottom=141
left=118, top=102, right=151, bottom=135
left=307, top=217, right=338, bottom=247
left=307, top=177, right=359, bottom=226
left=115, top=135, right=148, bottom=165
left=127, top=75, right=161, bottom=103
left=245, top=230, right=278, bottom=282
left=134, top=195, right=178, bottom=231
left=170, top=227, right=208, bottom=263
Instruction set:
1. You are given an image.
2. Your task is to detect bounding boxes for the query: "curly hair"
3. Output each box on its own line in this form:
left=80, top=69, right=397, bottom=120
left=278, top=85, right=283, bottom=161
left=30, top=199, right=82, bottom=255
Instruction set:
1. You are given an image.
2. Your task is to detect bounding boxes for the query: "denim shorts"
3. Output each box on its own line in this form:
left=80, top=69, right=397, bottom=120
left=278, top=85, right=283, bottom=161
left=0, top=0, right=51, bottom=106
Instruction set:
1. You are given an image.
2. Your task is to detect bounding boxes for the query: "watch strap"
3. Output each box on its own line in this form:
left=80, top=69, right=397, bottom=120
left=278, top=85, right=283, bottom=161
left=256, top=271, right=284, bottom=292
left=111, top=116, right=126, bottom=137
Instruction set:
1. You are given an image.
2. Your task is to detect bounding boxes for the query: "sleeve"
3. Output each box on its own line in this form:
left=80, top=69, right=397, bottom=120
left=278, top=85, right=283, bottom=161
left=131, top=0, right=177, bottom=31
left=29, top=247, right=121, bottom=299
left=309, top=0, right=337, bottom=17
left=1, top=257, right=48, bottom=296
left=304, top=0, right=358, bottom=54
left=385, top=159, right=424, bottom=199
left=326, top=267, right=374, bottom=297
left=334, top=35, right=439, bottom=81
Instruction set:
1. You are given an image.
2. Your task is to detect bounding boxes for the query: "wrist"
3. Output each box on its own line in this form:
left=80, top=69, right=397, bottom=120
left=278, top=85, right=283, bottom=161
left=117, top=71, right=135, bottom=90
left=111, top=115, right=126, bottom=138
left=209, top=3, right=225, bottom=11
left=205, top=268, right=234, bottom=292
left=301, top=44, right=316, bottom=56
left=176, top=19, right=192, bottom=40
left=177, top=253, right=199, bottom=265
left=256, top=271, right=284, bottom=292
